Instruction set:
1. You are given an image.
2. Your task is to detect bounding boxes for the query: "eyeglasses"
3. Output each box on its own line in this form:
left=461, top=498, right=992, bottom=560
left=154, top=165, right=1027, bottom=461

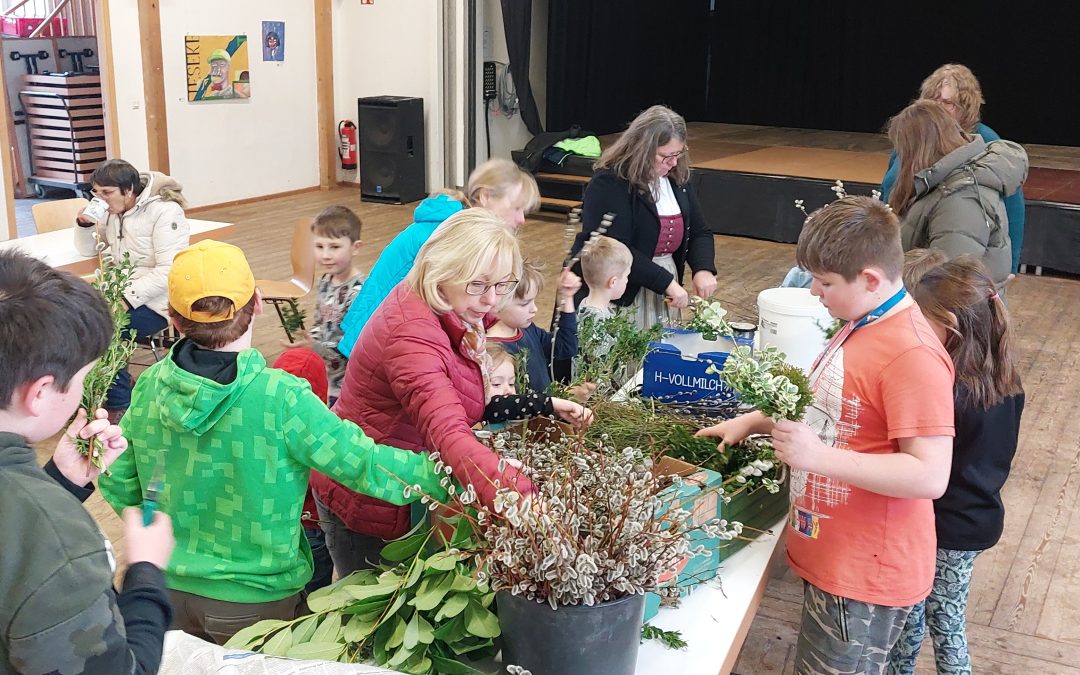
left=465, top=279, right=518, bottom=296
left=657, top=147, right=688, bottom=163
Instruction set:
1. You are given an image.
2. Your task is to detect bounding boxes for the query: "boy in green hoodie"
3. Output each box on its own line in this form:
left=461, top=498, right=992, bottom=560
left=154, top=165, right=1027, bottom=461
left=99, top=240, right=447, bottom=644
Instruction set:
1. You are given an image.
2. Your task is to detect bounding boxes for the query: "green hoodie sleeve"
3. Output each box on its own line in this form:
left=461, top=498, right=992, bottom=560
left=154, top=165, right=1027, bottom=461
left=282, top=384, right=448, bottom=504
left=98, top=436, right=145, bottom=513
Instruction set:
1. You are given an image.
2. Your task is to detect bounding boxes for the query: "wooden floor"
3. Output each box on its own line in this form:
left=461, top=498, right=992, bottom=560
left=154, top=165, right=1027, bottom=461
left=46, top=185, right=1080, bottom=674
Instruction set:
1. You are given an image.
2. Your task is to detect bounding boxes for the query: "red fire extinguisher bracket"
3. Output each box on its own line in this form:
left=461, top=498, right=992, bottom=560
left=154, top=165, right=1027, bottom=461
left=338, top=120, right=358, bottom=171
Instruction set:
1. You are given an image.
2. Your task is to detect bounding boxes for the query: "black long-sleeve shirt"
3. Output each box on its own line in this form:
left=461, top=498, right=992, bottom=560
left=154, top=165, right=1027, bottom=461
left=0, top=430, right=172, bottom=675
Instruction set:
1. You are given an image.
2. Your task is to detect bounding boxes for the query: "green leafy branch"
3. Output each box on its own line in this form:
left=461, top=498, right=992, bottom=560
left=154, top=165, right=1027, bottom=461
left=683, top=296, right=734, bottom=341
left=225, top=519, right=497, bottom=674
left=641, top=623, right=687, bottom=650
left=76, top=252, right=138, bottom=470
left=708, top=346, right=813, bottom=422
left=280, top=302, right=307, bottom=341
left=568, top=310, right=662, bottom=398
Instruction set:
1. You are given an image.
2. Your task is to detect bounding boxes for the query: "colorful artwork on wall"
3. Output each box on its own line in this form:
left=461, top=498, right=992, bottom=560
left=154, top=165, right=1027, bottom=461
left=185, top=34, right=251, bottom=101
left=262, top=21, right=285, bottom=62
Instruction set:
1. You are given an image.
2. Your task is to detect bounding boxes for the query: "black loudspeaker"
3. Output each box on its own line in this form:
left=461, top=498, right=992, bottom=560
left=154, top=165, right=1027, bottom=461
left=357, top=96, right=426, bottom=204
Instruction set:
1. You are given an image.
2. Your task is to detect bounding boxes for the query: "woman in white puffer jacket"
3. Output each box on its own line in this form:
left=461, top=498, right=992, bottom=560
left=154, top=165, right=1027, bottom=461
left=75, top=159, right=190, bottom=419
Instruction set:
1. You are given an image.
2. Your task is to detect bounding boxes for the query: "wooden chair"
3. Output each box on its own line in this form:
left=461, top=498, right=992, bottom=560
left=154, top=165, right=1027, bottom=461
left=31, top=197, right=90, bottom=233
left=256, top=218, right=316, bottom=342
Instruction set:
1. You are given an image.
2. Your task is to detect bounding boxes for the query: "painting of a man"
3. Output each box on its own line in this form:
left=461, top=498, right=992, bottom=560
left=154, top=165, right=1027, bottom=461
left=186, top=34, right=251, bottom=102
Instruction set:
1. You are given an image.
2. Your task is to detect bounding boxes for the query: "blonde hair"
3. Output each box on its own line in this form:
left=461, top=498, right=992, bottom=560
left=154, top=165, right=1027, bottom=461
left=902, top=248, right=948, bottom=291
left=407, top=208, right=523, bottom=314
left=485, top=342, right=515, bottom=372
left=919, top=63, right=985, bottom=132
left=886, top=100, right=970, bottom=216
left=429, top=187, right=470, bottom=206
left=581, top=236, right=633, bottom=289
left=514, top=259, right=546, bottom=300
left=466, top=158, right=540, bottom=214
left=595, top=105, right=690, bottom=193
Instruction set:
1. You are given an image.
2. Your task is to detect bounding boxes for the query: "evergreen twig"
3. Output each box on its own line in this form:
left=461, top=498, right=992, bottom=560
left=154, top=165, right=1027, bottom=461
left=76, top=249, right=138, bottom=471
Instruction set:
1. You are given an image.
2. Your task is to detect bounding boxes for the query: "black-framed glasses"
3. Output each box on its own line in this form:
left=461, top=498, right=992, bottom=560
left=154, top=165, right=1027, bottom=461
left=465, top=279, right=518, bottom=296
left=657, top=147, right=688, bottom=163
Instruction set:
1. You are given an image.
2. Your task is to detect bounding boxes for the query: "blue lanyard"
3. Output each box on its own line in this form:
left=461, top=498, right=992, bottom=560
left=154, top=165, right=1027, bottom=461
left=809, top=287, right=907, bottom=381
left=852, top=287, right=907, bottom=331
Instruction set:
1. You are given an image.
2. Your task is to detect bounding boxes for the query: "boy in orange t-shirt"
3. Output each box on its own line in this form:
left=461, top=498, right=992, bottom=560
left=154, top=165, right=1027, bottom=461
left=699, top=197, right=955, bottom=675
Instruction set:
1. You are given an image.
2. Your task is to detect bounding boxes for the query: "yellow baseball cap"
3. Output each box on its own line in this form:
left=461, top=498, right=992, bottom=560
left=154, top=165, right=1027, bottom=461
left=168, top=240, right=255, bottom=322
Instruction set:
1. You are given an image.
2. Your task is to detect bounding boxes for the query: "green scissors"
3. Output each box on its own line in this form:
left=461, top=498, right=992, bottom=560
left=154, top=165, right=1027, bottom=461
left=142, top=450, right=167, bottom=526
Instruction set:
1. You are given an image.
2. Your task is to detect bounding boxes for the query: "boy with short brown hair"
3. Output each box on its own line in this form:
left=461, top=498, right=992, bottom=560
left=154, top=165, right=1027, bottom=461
left=0, top=250, right=174, bottom=674
left=99, top=239, right=446, bottom=644
left=699, top=196, right=955, bottom=675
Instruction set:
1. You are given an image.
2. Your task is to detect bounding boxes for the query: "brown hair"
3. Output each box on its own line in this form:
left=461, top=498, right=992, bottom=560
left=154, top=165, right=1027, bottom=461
left=595, top=105, right=690, bottom=194
left=902, top=248, right=948, bottom=291
left=514, top=259, right=546, bottom=301
left=169, top=295, right=257, bottom=349
left=580, top=236, right=633, bottom=289
left=311, top=205, right=362, bottom=242
left=910, top=256, right=1022, bottom=409
left=796, top=196, right=903, bottom=282
left=886, top=100, right=970, bottom=216
left=918, top=63, right=985, bottom=132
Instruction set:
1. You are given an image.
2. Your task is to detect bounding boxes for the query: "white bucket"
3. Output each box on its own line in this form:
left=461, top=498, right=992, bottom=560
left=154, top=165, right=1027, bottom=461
left=757, top=287, right=833, bottom=372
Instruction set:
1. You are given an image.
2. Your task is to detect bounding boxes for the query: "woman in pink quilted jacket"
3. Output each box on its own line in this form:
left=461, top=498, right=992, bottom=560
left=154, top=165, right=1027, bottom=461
left=311, top=209, right=539, bottom=576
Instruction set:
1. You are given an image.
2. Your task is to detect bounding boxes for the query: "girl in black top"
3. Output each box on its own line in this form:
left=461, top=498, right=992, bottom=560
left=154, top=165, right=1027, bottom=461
left=890, top=254, right=1025, bottom=675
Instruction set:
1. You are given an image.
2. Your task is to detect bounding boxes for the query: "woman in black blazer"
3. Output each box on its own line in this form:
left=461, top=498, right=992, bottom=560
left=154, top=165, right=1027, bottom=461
left=572, top=105, right=717, bottom=328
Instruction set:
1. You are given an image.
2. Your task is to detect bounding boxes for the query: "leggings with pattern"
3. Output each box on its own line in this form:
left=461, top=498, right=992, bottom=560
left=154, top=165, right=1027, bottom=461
left=887, top=548, right=981, bottom=675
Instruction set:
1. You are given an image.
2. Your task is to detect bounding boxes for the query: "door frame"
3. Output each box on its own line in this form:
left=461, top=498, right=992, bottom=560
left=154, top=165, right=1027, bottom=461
left=1, top=0, right=119, bottom=239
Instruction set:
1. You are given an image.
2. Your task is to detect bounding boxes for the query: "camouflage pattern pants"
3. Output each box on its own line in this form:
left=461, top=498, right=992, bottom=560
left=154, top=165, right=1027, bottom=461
left=887, top=548, right=981, bottom=675
left=795, top=582, right=913, bottom=675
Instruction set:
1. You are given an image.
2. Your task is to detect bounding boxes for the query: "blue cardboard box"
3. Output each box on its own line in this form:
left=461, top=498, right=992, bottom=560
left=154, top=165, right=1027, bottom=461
left=642, top=329, right=737, bottom=403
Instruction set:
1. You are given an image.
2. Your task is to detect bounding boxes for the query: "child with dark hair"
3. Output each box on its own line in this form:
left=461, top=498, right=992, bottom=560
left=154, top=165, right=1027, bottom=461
left=0, top=250, right=175, bottom=674
left=699, top=196, right=956, bottom=675
left=74, top=158, right=190, bottom=422
left=98, top=240, right=446, bottom=644
left=889, top=256, right=1025, bottom=674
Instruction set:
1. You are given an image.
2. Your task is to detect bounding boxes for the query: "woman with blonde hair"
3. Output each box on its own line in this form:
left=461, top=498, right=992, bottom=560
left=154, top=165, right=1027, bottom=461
left=312, top=209, right=585, bottom=576
left=572, top=104, right=717, bottom=329
left=886, top=100, right=1027, bottom=290
left=338, top=158, right=540, bottom=356
left=882, top=64, right=1027, bottom=272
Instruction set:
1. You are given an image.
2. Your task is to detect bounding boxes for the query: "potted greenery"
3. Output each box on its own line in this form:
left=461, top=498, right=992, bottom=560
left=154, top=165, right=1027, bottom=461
left=434, top=424, right=736, bottom=675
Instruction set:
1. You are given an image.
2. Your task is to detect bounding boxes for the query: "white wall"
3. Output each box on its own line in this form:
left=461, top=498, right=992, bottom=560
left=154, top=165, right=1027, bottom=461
left=332, top=0, right=446, bottom=189
left=479, top=0, right=547, bottom=163
left=107, top=0, right=150, bottom=171
left=155, top=0, right=319, bottom=206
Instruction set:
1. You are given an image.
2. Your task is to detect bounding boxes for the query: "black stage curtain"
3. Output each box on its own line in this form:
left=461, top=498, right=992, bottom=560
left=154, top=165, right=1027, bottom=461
left=502, top=0, right=543, bottom=135
left=548, top=2, right=1080, bottom=147
left=546, top=0, right=711, bottom=135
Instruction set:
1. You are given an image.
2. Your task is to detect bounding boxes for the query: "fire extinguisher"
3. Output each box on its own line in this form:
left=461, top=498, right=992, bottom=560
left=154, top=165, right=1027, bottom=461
left=338, top=120, right=357, bottom=170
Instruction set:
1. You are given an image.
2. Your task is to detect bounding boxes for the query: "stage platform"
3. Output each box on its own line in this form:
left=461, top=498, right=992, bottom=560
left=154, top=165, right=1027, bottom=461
left=588, top=123, right=1080, bottom=275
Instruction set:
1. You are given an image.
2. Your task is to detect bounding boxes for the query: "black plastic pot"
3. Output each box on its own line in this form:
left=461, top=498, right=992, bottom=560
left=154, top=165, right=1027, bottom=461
left=496, top=591, right=646, bottom=675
